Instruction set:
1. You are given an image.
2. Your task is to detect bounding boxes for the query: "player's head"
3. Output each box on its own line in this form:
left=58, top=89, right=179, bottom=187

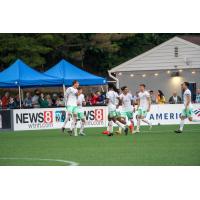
left=72, top=80, right=79, bottom=88
left=182, top=82, right=189, bottom=90
left=121, top=86, right=128, bottom=94
left=108, top=83, right=115, bottom=91
left=139, top=84, right=146, bottom=92
left=77, top=87, right=82, bottom=94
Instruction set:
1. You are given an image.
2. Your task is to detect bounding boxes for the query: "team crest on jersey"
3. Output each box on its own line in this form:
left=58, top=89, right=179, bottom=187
left=194, top=108, right=200, bottom=117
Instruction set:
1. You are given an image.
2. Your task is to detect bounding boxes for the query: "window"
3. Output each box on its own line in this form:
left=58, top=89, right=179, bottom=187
left=174, top=46, right=178, bottom=57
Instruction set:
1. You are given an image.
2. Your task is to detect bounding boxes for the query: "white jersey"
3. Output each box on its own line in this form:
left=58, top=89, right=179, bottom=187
left=138, top=90, right=150, bottom=110
left=119, top=93, right=133, bottom=111
left=65, top=87, right=78, bottom=106
left=77, top=94, right=85, bottom=112
left=183, top=89, right=192, bottom=108
left=106, top=90, right=119, bottom=112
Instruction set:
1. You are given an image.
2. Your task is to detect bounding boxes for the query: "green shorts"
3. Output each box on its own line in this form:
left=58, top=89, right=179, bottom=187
left=77, top=112, right=85, bottom=120
left=108, top=111, right=118, bottom=118
left=137, top=107, right=147, bottom=117
left=181, top=107, right=193, bottom=118
left=121, top=111, right=133, bottom=119
left=66, top=106, right=78, bottom=114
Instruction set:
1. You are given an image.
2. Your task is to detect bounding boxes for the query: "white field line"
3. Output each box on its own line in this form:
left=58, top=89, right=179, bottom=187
left=139, top=129, right=200, bottom=133
left=0, top=157, right=79, bottom=166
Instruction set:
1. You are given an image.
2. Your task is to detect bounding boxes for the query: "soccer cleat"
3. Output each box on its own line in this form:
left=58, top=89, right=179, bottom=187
left=174, top=130, right=182, bottom=134
left=79, top=132, right=86, bottom=136
left=129, top=124, right=134, bottom=134
left=102, top=130, right=109, bottom=135
left=124, top=127, right=128, bottom=136
left=61, top=127, right=65, bottom=133
left=67, top=130, right=73, bottom=136
left=108, top=132, right=114, bottom=136
left=133, top=130, right=140, bottom=134
left=115, top=130, right=122, bottom=135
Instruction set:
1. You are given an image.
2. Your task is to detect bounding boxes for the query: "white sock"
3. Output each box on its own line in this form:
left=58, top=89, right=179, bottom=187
left=115, top=121, right=125, bottom=130
left=137, top=119, right=140, bottom=131
left=179, top=120, right=184, bottom=131
left=142, top=118, right=150, bottom=125
left=79, top=121, right=85, bottom=134
left=118, top=127, right=122, bottom=133
left=62, top=114, right=70, bottom=128
left=108, top=121, right=113, bottom=133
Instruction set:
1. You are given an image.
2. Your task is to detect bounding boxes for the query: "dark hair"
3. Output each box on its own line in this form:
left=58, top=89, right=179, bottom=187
left=77, top=87, right=82, bottom=90
left=184, top=82, right=189, bottom=88
left=158, top=90, right=164, bottom=98
left=72, top=80, right=78, bottom=85
left=108, top=83, right=114, bottom=90
left=140, top=84, right=146, bottom=88
left=150, top=90, right=153, bottom=93
left=121, top=86, right=127, bottom=91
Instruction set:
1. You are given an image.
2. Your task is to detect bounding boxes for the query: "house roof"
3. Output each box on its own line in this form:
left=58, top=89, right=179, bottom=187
left=109, top=36, right=200, bottom=73
left=179, top=35, right=200, bottom=45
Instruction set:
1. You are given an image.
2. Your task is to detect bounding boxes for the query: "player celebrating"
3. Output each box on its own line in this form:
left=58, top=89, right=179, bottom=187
left=135, top=84, right=152, bottom=133
left=175, top=82, right=200, bottom=133
left=106, top=83, right=128, bottom=136
left=77, top=87, right=86, bottom=136
left=62, top=80, right=79, bottom=136
left=119, top=86, right=134, bottom=134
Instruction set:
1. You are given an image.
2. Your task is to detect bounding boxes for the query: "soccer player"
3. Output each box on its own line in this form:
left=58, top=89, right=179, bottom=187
left=119, top=86, right=135, bottom=134
left=175, top=82, right=200, bottom=133
left=106, top=83, right=128, bottom=136
left=77, top=87, right=86, bottom=136
left=135, top=84, right=152, bottom=133
left=62, top=80, right=79, bottom=136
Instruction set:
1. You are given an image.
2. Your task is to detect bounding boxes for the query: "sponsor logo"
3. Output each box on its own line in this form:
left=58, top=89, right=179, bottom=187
left=194, top=108, right=200, bottom=117
left=84, top=109, right=104, bottom=121
left=149, top=112, right=181, bottom=120
left=55, top=110, right=66, bottom=122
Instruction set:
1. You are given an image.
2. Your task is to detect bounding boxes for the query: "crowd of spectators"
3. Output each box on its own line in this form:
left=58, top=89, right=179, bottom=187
left=0, top=88, right=200, bottom=109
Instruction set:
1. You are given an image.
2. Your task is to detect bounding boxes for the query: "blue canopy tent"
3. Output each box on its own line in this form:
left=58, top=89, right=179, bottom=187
left=44, top=59, right=107, bottom=86
left=0, top=59, right=62, bottom=107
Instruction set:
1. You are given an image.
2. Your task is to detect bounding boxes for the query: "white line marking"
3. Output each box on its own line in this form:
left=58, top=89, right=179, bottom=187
left=0, top=157, right=79, bottom=166
left=138, top=129, right=200, bottom=133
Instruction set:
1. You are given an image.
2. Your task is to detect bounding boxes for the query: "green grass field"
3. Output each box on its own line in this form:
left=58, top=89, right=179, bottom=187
left=0, top=125, right=200, bottom=166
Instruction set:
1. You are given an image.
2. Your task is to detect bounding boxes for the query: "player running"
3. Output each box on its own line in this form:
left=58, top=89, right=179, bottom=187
left=77, top=87, right=86, bottom=136
left=106, top=83, right=128, bottom=136
left=119, top=86, right=135, bottom=134
left=175, top=82, right=200, bottom=133
left=135, top=84, right=152, bottom=133
left=62, top=80, right=79, bottom=136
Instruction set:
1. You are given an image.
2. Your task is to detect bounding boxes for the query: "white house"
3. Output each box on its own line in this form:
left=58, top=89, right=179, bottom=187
left=109, top=36, right=200, bottom=100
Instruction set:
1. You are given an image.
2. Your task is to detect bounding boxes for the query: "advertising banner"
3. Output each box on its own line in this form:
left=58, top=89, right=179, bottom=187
left=13, top=106, right=107, bottom=131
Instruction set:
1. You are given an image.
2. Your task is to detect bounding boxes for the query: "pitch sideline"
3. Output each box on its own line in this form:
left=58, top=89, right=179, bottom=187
left=0, top=157, right=79, bottom=166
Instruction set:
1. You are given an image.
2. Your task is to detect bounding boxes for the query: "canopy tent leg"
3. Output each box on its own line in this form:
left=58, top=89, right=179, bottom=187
left=63, top=84, right=66, bottom=106
left=18, top=86, right=22, bottom=109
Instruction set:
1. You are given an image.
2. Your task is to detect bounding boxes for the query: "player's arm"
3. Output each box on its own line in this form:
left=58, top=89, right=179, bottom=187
left=185, top=95, right=191, bottom=109
left=136, top=98, right=140, bottom=110
left=82, top=95, right=86, bottom=106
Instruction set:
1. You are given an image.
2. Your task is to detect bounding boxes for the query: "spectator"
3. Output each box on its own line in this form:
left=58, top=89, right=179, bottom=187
left=0, top=98, right=2, bottom=109
left=196, top=89, right=200, bottom=103
left=1, top=92, right=9, bottom=109
left=52, top=93, right=57, bottom=107
left=149, top=90, right=156, bottom=104
left=38, top=93, right=49, bottom=108
left=8, top=97, right=17, bottom=109
left=15, top=94, right=21, bottom=108
left=32, top=90, right=40, bottom=108
left=156, top=90, right=166, bottom=104
left=169, top=91, right=182, bottom=104
left=46, top=94, right=53, bottom=107
left=90, top=92, right=99, bottom=105
left=56, top=95, right=65, bottom=107
left=23, top=92, right=33, bottom=108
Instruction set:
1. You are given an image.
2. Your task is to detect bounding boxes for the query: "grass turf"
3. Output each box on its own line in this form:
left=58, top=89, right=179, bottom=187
left=0, top=125, right=200, bottom=166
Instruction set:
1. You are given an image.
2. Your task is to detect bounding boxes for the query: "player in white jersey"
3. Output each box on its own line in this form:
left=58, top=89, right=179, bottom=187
left=135, top=84, right=152, bottom=133
left=62, top=80, right=79, bottom=136
left=119, top=86, right=135, bottom=133
left=175, top=82, right=200, bottom=133
left=105, top=84, right=128, bottom=136
left=77, top=87, right=86, bottom=136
